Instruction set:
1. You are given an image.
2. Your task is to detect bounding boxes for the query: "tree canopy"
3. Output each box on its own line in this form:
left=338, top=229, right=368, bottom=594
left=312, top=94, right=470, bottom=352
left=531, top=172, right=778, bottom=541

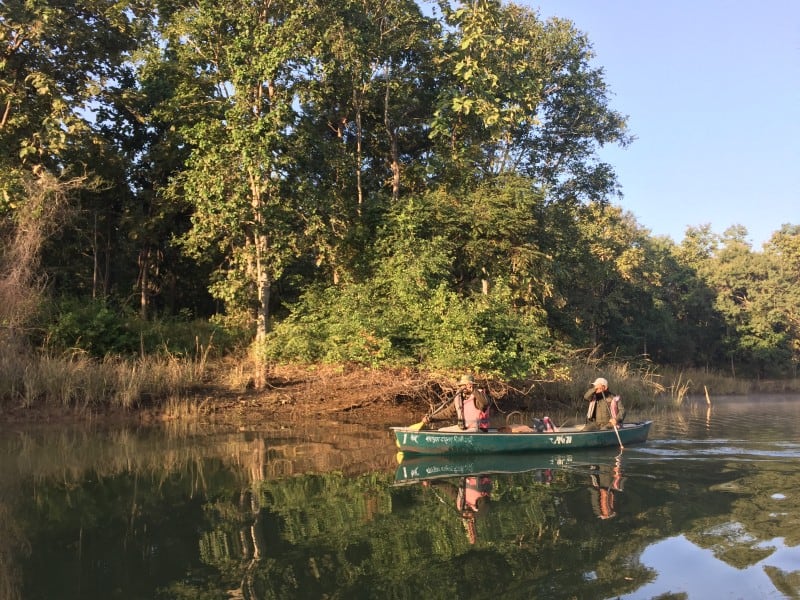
left=1, top=0, right=796, bottom=379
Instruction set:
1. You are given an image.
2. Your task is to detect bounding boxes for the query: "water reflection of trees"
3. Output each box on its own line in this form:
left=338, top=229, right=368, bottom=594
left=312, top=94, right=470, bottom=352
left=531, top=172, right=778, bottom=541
left=3, top=424, right=395, bottom=484
left=0, top=425, right=395, bottom=600
left=0, top=500, right=28, bottom=600
left=685, top=461, right=800, bottom=569
left=201, top=458, right=800, bottom=600
left=3, top=427, right=800, bottom=599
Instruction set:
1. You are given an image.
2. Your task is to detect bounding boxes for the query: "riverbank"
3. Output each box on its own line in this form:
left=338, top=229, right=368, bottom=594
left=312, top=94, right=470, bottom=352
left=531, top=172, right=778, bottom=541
left=0, top=364, right=466, bottom=430
left=1, top=359, right=798, bottom=431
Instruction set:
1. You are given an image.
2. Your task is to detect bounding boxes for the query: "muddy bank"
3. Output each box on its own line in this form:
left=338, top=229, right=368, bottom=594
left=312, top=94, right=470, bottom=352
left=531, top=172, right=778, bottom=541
left=0, top=365, right=546, bottom=431
left=185, top=365, right=541, bottom=430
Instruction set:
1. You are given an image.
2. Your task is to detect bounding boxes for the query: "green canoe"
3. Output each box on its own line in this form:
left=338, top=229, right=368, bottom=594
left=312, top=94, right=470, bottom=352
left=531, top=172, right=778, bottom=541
left=391, top=420, right=652, bottom=455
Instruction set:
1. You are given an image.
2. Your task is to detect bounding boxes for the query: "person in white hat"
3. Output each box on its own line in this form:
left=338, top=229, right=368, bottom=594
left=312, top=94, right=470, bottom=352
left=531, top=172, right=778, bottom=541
left=583, top=377, right=625, bottom=430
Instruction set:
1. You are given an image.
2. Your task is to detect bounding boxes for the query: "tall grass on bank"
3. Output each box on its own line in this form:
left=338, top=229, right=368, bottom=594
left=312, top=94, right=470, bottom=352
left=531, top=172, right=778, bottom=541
left=535, top=354, right=666, bottom=410
left=654, top=366, right=793, bottom=397
left=0, top=347, right=211, bottom=411
left=533, top=352, right=800, bottom=413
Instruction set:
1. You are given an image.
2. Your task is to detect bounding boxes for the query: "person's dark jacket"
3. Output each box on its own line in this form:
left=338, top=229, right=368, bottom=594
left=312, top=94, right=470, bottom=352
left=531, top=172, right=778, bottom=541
left=584, top=389, right=625, bottom=425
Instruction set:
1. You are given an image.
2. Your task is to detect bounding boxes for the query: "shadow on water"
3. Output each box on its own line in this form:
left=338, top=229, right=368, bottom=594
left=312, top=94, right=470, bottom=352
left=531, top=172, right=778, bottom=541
left=1, top=395, right=799, bottom=599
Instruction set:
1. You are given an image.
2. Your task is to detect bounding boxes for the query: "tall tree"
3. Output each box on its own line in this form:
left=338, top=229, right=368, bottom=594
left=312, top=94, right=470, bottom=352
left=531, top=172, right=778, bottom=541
left=702, top=226, right=790, bottom=376
left=0, top=0, right=152, bottom=186
left=295, top=0, right=439, bottom=284
left=424, top=0, right=630, bottom=298
left=757, top=225, right=800, bottom=375
left=430, top=0, right=630, bottom=199
left=160, top=0, right=316, bottom=341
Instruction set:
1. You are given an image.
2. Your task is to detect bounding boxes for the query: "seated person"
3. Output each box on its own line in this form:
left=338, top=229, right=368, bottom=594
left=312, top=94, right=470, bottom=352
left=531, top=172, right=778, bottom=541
left=584, top=377, right=625, bottom=431
left=430, top=374, right=491, bottom=432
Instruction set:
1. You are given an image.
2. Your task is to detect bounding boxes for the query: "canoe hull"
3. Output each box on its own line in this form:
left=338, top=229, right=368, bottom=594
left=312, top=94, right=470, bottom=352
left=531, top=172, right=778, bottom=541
left=391, top=421, right=652, bottom=455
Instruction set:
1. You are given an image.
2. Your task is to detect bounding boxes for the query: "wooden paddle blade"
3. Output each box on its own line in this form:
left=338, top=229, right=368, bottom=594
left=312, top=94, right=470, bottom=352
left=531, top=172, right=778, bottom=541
left=408, top=421, right=425, bottom=431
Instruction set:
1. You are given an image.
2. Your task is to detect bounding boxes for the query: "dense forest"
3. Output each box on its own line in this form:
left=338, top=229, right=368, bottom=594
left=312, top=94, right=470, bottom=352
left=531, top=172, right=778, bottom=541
left=2, top=0, right=798, bottom=383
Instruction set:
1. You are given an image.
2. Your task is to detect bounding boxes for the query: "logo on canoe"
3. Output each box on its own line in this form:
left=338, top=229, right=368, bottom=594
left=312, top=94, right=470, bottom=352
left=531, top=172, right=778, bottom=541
left=550, top=435, right=573, bottom=445
left=424, top=435, right=473, bottom=446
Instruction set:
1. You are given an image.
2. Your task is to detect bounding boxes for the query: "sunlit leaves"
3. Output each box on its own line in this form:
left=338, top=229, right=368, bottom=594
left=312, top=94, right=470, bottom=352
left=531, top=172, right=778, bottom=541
left=430, top=0, right=628, bottom=197
left=4, top=0, right=796, bottom=380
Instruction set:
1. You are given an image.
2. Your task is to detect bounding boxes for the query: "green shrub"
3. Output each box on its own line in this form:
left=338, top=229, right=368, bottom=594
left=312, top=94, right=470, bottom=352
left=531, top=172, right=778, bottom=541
left=261, top=274, right=556, bottom=379
left=41, top=298, right=242, bottom=358
left=421, top=285, right=557, bottom=378
left=43, top=298, right=138, bottom=356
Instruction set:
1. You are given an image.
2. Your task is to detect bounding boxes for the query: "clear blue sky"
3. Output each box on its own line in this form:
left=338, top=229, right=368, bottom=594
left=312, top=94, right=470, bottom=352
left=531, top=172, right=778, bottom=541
left=526, top=0, right=799, bottom=248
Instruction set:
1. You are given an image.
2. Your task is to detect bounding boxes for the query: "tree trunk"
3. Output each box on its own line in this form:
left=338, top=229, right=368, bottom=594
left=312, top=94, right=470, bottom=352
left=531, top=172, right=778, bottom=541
left=92, top=213, right=99, bottom=299
left=353, top=87, right=364, bottom=216
left=255, top=254, right=270, bottom=343
left=138, top=247, right=149, bottom=320
left=384, top=63, right=400, bottom=202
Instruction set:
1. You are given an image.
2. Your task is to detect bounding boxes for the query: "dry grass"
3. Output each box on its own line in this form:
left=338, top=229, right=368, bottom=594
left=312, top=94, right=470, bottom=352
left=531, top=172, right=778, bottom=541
left=0, top=172, right=84, bottom=342
left=532, top=350, right=800, bottom=411
left=2, top=338, right=798, bottom=424
left=0, top=349, right=211, bottom=411
left=533, top=350, right=667, bottom=409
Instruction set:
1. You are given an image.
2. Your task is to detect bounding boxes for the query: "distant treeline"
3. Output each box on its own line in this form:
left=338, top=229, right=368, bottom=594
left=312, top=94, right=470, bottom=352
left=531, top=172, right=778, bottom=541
left=2, top=1, right=797, bottom=379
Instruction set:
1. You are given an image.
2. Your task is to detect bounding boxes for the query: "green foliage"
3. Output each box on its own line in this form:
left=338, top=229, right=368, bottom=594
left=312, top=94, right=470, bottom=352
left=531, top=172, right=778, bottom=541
left=431, top=0, right=631, bottom=198
left=419, top=284, right=555, bottom=378
left=43, top=299, right=138, bottom=356
left=0, top=0, right=796, bottom=381
left=261, top=229, right=555, bottom=378
left=41, top=298, right=238, bottom=358
left=693, top=227, right=799, bottom=377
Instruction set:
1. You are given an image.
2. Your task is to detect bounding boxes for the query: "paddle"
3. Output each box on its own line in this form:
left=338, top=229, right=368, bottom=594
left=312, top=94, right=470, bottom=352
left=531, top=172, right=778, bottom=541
left=408, top=399, right=450, bottom=431
left=612, top=421, right=624, bottom=450
left=610, top=396, right=623, bottom=449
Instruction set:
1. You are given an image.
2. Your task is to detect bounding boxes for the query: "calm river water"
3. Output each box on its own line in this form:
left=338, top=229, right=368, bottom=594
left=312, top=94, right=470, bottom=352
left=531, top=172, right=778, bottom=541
left=1, top=395, right=799, bottom=599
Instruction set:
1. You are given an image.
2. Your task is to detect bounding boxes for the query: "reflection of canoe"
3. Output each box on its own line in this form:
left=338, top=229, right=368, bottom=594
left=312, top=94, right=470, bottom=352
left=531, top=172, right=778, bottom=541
left=394, top=451, right=606, bottom=485
left=391, top=421, right=652, bottom=455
